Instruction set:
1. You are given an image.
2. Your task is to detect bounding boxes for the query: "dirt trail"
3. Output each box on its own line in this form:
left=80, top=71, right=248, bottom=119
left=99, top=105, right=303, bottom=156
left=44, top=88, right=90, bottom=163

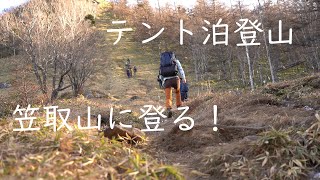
left=93, top=12, right=205, bottom=178
left=91, top=12, right=164, bottom=110
left=93, top=12, right=320, bottom=179
left=146, top=89, right=319, bottom=179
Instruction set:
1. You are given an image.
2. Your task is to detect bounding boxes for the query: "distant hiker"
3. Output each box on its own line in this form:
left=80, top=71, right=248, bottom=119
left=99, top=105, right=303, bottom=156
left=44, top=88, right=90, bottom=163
left=125, top=58, right=131, bottom=66
left=133, top=66, right=137, bottom=76
left=158, top=51, right=186, bottom=118
left=180, top=80, right=189, bottom=102
left=125, top=59, right=133, bottom=78
left=126, top=68, right=131, bottom=78
left=129, top=66, right=133, bottom=78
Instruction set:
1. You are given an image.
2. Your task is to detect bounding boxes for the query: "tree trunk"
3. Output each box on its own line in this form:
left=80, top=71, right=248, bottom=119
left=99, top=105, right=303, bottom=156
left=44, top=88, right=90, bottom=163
left=245, top=46, right=254, bottom=90
left=258, top=0, right=276, bottom=83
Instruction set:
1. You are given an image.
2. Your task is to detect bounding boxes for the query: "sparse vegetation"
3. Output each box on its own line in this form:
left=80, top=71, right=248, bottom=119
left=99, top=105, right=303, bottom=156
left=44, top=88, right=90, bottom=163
left=0, top=0, right=319, bottom=179
left=204, top=115, right=320, bottom=179
left=0, top=118, right=183, bottom=179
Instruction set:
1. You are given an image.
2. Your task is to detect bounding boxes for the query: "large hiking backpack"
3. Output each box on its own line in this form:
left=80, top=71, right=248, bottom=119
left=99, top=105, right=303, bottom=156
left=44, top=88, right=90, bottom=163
left=159, top=51, right=178, bottom=77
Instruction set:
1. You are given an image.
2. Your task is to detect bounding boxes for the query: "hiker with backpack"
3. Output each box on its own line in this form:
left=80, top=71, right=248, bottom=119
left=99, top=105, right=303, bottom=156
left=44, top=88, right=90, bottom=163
left=125, top=59, right=133, bottom=78
left=158, top=51, right=186, bottom=118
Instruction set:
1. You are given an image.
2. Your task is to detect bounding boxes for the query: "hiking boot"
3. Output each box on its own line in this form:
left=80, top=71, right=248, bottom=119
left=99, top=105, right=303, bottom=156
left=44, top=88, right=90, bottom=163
left=166, top=108, right=173, bottom=118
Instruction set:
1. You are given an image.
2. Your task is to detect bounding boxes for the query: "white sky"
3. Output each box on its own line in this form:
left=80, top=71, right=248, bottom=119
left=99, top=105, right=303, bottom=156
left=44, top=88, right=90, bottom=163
left=0, top=0, right=28, bottom=12
left=127, top=0, right=264, bottom=9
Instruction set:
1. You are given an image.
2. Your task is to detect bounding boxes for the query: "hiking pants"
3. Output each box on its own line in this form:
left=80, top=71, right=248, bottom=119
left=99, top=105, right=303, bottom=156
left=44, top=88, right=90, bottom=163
left=164, top=77, right=182, bottom=109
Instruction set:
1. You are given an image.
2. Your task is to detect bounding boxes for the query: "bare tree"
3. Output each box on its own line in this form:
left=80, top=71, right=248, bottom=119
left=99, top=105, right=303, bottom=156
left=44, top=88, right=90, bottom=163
left=108, top=0, right=319, bottom=90
left=68, top=29, right=102, bottom=96
left=1, top=0, right=101, bottom=102
left=257, top=0, right=276, bottom=83
left=237, top=1, right=255, bottom=90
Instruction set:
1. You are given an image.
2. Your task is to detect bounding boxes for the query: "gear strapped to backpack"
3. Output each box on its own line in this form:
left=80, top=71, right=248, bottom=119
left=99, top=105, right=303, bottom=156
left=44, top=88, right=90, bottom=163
left=159, top=51, right=178, bottom=77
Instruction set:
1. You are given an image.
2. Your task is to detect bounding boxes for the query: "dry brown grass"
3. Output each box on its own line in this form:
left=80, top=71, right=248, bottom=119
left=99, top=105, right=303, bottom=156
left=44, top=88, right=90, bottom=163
left=203, top=113, right=320, bottom=179
left=0, top=116, right=184, bottom=179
